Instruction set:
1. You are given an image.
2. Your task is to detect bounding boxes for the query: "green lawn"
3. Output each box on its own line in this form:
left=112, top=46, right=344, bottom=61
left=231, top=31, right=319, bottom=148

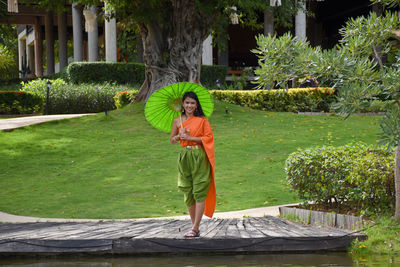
left=0, top=101, right=381, bottom=219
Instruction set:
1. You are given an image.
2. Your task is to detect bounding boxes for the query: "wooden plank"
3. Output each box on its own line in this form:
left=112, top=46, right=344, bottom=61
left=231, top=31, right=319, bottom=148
left=236, top=218, right=251, bottom=238
left=224, top=218, right=242, bottom=238
left=201, top=219, right=229, bottom=238
left=133, top=220, right=180, bottom=238
left=241, top=218, right=267, bottom=238
left=200, top=218, right=223, bottom=238
left=250, top=217, right=301, bottom=237
left=263, top=217, right=319, bottom=237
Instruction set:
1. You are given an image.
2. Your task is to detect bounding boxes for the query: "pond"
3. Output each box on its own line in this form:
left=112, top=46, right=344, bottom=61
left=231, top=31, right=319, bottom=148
left=0, top=253, right=399, bottom=267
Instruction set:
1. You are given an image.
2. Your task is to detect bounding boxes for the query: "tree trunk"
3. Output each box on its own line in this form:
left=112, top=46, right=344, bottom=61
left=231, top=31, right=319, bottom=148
left=395, top=145, right=400, bottom=221
left=134, top=0, right=212, bottom=102
left=133, top=22, right=174, bottom=102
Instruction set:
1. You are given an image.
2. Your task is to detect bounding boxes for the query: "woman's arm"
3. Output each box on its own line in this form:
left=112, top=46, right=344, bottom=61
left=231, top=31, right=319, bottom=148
left=170, top=118, right=181, bottom=144
left=179, top=133, right=202, bottom=144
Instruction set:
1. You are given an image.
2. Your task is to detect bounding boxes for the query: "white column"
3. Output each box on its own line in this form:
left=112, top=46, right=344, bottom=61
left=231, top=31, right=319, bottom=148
left=295, top=1, right=306, bottom=41
left=264, top=9, right=274, bottom=36
left=18, top=37, right=26, bottom=78
left=72, top=3, right=83, bottom=62
left=105, top=2, right=117, bottom=62
left=202, top=35, right=212, bottom=65
left=86, top=5, right=98, bottom=62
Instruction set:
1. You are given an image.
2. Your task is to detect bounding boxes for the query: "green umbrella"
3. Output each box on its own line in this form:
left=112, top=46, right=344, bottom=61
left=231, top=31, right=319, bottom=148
left=145, top=82, right=214, bottom=133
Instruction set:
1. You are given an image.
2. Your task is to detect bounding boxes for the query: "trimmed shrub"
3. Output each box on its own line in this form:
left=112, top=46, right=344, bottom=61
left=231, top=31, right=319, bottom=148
left=45, top=66, right=69, bottom=82
left=285, top=143, right=395, bottom=215
left=210, top=87, right=336, bottom=112
left=67, top=62, right=227, bottom=89
left=114, top=90, right=138, bottom=108
left=0, top=91, right=43, bottom=114
left=21, top=78, right=126, bottom=114
left=67, top=62, right=145, bottom=85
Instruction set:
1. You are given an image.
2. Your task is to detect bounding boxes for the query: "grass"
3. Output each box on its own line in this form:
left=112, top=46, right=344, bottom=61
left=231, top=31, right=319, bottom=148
left=350, top=217, right=400, bottom=256
left=0, top=100, right=381, bottom=219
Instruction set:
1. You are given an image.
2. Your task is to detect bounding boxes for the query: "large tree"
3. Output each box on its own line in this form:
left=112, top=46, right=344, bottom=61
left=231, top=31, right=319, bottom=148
left=23, top=0, right=303, bottom=99
left=335, top=0, right=400, bottom=221
left=370, top=0, right=400, bottom=221
left=72, top=0, right=303, bottom=101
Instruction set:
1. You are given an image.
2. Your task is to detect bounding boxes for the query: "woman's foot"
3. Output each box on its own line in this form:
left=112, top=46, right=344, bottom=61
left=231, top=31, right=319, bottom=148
left=184, top=229, right=200, bottom=237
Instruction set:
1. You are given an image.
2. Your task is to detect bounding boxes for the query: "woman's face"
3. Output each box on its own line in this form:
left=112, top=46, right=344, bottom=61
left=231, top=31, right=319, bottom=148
left=183, top=97, right=197, bottom=116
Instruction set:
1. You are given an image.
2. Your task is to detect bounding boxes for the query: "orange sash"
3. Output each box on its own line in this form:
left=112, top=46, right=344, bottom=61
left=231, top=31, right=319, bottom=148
left=179, top=116, right=216, bottom=218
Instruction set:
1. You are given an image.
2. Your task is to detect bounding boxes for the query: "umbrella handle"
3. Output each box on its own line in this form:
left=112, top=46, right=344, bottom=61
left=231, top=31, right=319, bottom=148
left=179, top=114, right=183, bottom=128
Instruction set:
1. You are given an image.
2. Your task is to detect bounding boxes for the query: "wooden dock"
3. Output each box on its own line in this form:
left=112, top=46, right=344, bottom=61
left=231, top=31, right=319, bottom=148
left=0, top=216, right=366, bottom=256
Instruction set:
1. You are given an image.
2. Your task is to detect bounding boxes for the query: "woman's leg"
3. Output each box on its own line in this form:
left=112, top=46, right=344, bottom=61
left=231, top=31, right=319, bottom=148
left=188, top=203, right=196, bottom=225
left=192, top=201, right=205, bottom=232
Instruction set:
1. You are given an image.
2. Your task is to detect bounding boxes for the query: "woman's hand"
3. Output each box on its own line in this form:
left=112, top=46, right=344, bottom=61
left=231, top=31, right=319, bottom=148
left=179, top=128, right=191, bottom=141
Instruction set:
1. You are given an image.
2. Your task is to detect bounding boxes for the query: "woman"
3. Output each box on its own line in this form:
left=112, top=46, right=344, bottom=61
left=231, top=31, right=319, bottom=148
left=170, top=91, right=216, bottom=238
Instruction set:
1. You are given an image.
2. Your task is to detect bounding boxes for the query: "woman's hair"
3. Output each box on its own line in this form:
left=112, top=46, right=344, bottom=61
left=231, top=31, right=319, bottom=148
left=182, top=91, right=205, bottom=117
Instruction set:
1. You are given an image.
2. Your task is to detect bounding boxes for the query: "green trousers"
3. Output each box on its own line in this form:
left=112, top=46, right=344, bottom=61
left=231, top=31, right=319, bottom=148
left=177, top=148, right=211, bottom=207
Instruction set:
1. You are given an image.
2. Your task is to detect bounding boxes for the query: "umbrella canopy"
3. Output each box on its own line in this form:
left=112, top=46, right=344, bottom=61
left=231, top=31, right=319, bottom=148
left=145, top=82, right=214, bottom=133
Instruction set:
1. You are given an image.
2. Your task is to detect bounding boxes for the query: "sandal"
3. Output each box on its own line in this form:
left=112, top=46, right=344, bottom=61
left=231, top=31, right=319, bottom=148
left=184, top=229, right=200, bottom=238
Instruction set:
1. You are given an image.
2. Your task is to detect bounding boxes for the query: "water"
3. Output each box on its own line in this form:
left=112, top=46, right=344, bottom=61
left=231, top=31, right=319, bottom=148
left=1, top=253, right=399, bottom=267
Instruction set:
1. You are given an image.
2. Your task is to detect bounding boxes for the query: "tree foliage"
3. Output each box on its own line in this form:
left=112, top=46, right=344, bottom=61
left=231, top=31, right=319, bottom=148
left=339, top=11, right=400, bottom=69
left=0, top=23, right=18, bottom=79
left=0, top=44, right=18, bottom=79
left=371, top=0, right=400, bottom=7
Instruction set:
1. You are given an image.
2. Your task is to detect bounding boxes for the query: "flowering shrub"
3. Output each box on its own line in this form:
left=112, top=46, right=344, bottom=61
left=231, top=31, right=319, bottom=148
left=0, top=90, right=43, bottom=114
left=210, top=87, right=336, bottom=112
left=285, top=143, right=395, bottom=215
left=21, top=79, right=127, bottom=114
left=114, top=90, right=138, bottom=108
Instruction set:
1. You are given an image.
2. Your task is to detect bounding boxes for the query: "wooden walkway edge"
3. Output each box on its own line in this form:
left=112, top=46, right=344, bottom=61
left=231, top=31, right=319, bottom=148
left=0, top=216, right=366, bottom=256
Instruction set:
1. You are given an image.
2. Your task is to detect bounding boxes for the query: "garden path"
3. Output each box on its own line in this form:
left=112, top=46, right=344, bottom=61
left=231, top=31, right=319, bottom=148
left=0, top=114, right=96, bottom=131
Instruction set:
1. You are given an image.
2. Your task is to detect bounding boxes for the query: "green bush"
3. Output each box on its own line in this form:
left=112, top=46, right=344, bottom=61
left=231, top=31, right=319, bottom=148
left=66, top=62, right=227, bottom=89
left=114, top=90, right=138, bottom=108
left=285, top=143, right=395, bottom=215
left=210, top=87, right=336, bottom=112
left=67, top=62, right=145, bottom=85
left=21, top=78, right=125, bottom=114
left=0, top=91, right=43, bottom=114
left=45, top=66, right=69, bottom=82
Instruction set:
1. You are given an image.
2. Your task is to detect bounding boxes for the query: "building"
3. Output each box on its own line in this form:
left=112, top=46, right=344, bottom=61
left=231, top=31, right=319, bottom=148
left=1, top=0, right=383, bottom=78
left=2, top=0, right=117, bottom=77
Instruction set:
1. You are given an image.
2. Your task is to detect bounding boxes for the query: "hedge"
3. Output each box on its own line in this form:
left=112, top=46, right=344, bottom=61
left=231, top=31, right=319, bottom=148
left=285, top=143, right=395, bottom=215
left=67, top=62, right=145, bottom=85
left=0, top=91, right=43, bottom=115
left=21, top=78, right=125, bottom=114
left=210, top=87, right=336, bottom=112
left=66, top=62, right=227, bottom=89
